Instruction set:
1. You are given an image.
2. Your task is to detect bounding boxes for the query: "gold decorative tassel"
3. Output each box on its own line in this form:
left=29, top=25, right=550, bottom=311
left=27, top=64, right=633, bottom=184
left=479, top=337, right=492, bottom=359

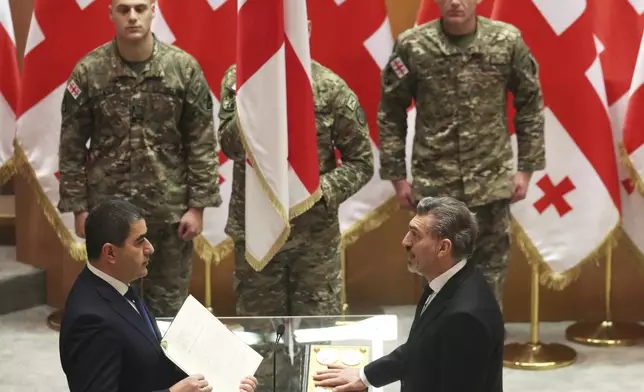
left=12, top=139, right=87, bottom=262
left=618, top=142, right=644, bottom=197
left=511, top=217, right=622, bottom=291
left=0, top=156, right=17, bottom=186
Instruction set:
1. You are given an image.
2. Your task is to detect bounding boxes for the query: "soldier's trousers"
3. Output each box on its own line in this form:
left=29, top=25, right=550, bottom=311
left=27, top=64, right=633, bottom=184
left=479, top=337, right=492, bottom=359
left=132, top=222, right=193, bottom=318
left=232, top=225, right=343, bottom=392
left=232, top=228, right=343, bottom=317
left=469, top=199, right=511, bottom=312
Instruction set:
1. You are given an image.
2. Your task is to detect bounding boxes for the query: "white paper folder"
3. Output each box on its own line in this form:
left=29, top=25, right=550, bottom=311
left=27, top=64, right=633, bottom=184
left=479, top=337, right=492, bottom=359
left=160, top=295, right=264, bottom=391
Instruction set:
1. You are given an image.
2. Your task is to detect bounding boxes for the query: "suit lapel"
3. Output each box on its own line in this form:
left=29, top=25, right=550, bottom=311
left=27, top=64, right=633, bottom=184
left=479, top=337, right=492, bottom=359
left=410, top=285, right=432, bottom=333
left=87, top=270, right=163, bottom=353
left=411, top=263, right=475, bottom=337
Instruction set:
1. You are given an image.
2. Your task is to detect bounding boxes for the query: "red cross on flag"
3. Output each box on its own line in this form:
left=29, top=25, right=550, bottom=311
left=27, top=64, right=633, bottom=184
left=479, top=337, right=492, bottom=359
left=152, top=0, right=237, bottom=264
left=307, top=0, right=399, bottom=244
left=236, top=0, right=320, bottom=270
left=15, top=0, right=114, bottom=260
left=493, top=0, right=621, bottom=289
left=0, top=0, right=18, bottom=183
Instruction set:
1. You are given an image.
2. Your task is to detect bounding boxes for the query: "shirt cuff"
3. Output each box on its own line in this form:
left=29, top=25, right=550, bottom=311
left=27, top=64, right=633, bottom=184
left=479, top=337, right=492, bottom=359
left=359, top=367, right=372, bottom=387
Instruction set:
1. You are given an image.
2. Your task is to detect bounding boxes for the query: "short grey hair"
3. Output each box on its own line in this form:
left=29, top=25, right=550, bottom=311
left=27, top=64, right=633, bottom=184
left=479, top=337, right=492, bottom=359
left=416, top=196, right=479, bottom=261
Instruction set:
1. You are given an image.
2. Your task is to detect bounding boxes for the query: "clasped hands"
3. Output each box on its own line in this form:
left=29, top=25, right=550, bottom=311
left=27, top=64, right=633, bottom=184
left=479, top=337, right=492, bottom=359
left=313, top=363, right=367, bottom=392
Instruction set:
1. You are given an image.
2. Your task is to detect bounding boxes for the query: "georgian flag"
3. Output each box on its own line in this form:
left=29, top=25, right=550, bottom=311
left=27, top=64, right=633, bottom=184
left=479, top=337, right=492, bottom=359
left=236, top=0, right=320, bottom=270
left=493, top=0, right=621, bottom=288
left=15, top=0, right=114, bottom=259
left=0, top=0, right=18, bottom=181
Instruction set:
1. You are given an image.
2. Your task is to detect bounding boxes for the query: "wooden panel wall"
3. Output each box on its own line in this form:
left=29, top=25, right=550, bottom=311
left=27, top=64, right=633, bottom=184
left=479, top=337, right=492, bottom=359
left=9, top=0, right=644, bottom=322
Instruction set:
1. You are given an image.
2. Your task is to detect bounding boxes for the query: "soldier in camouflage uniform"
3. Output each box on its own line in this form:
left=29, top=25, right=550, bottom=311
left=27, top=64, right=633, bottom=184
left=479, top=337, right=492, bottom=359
left=57, top=0, right=221, bottom=318
left=218, top=61, right=373, bottom=318
left=218, top=60, right=373, bottom=392
left=378, top=0, right=545, bottom=310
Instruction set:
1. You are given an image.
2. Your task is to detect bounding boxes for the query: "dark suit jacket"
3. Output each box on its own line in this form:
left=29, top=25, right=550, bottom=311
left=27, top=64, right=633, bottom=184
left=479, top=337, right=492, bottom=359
left=364, top=262, right=504, bottom=392
left=59, top=267, right=186, bottom=392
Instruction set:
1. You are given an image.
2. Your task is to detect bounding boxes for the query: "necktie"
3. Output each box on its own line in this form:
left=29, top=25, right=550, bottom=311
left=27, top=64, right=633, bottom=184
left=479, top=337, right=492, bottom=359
left=421, top=288, right=434, bottom=315
left=124, top=287, right=157, bottom=339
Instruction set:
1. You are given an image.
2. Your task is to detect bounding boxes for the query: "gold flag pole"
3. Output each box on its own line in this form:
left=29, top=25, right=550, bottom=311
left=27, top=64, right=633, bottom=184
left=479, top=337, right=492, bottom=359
left=565, top=245, right=644, bottom=346
left=204, top=259, right=213, bottom=313
left=503, top=262, right=577, bottom=370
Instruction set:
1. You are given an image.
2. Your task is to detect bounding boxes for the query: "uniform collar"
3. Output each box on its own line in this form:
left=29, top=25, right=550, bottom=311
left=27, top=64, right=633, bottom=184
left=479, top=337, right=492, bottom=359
left=107, top=34, right=165, bottom=79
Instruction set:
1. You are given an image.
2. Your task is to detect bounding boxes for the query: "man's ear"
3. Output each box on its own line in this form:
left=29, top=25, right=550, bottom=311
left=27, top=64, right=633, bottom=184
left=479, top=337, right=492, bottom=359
left=438, top=238, right=452, bottom=257
left=102, top=243, right=117, bottom=264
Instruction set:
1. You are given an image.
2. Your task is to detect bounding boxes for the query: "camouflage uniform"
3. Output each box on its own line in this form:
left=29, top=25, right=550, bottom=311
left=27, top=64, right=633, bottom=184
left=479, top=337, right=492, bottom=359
left=218, top=61, right=373, bottom=319
left=378, top=17, right=545, bottom=308
left=58, top=37, right=222, bottom=317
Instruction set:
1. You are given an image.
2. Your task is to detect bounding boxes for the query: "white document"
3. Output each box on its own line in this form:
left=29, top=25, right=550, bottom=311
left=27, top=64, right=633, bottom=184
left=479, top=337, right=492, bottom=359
left=160, top=295, right=264, bottom=391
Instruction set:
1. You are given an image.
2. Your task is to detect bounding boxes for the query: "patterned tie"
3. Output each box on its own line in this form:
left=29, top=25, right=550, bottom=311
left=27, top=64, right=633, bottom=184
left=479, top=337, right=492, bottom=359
left=124, top=286, right=157, bottom=339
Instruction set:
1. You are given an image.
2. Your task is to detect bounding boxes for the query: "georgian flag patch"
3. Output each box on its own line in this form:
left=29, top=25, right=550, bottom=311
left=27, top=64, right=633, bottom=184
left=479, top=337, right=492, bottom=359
left=67, top=80, right=82, bottom=100
left=390, top=56, right=409, bottom=78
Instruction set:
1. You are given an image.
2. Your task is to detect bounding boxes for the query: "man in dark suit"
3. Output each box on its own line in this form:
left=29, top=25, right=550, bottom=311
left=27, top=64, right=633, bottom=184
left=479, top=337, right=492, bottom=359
left=59, top=199, right=258, bottom=392
left=313, top=196, right=505, bottom=392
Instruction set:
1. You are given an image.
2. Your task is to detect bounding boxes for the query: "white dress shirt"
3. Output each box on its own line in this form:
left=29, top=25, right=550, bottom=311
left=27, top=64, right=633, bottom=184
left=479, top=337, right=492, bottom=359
left=86, top=262, right=139, bottom=314
left=359, top=259, right=467, bottom=387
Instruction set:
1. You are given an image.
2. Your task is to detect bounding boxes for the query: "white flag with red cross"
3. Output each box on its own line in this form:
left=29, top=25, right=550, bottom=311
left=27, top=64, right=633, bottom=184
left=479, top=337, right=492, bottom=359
left=152, top=0, right=237, bottom=264
left=236, top=0, right=321, bottom=270
left=0, top=0, right=18, bottom=182
left=592, top=0, right=644, bottom=262
left=15, top=0, right=114, bottom=260
left=492, top=0, right=622, bottom=289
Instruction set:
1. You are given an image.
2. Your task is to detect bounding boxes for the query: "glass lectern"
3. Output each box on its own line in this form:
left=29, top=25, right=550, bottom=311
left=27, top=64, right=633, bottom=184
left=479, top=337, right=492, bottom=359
left=156, top=314, right=398, bottom=392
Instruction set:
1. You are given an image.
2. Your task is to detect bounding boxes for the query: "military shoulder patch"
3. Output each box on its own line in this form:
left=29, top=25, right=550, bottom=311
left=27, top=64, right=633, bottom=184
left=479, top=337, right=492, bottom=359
left=389, top=56, right=409, bottom=79
left=345, top=94, right=358, bottom=111
left=356, top=106, right=366, bottom=126
left=66, top=80, right=82, bottom=100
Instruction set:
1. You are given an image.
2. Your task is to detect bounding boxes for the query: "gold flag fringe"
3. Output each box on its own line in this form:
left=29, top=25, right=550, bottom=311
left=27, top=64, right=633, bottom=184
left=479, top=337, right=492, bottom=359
left=234, top=110, right=298, bottom=272
left=194, top=235, right=234, bottom=265
left=0, top=155, right=17, bottom=186
left=618, top=142, right=644, bottom=197
left=12, top=139, right=88, bottom=262
left=511, top=216, right=622, bottom=290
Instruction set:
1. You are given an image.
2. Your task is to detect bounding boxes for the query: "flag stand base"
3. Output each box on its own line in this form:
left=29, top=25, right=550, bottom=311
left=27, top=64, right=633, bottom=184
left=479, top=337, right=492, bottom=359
left=47, top=309, right=63, bottom=331
left=503, top=263, right=576, bottom=370
left=565, top=321, right=644, bottom=347
left=565, top=244, right=644, bottom=347
left=503, top=342, right=577, bottom=370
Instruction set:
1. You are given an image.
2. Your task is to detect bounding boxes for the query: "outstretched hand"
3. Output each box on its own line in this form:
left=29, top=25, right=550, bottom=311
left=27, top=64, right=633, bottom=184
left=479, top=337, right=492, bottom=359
left=312, top=364, right=366, bottom=392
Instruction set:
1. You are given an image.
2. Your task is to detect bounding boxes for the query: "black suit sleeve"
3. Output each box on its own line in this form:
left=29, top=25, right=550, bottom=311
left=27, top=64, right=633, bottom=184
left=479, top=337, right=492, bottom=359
left=439, top=312, right=492, bottom=392
left=362, top=343, right=407, bottom=387
left=65, top=314, right=172, bottom=392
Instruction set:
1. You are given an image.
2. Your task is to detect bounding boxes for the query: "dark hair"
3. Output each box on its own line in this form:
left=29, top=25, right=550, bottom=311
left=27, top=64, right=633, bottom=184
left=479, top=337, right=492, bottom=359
left=84, top=200, right=145, bottom=261
left=416, top=196, right=479, bottom=261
